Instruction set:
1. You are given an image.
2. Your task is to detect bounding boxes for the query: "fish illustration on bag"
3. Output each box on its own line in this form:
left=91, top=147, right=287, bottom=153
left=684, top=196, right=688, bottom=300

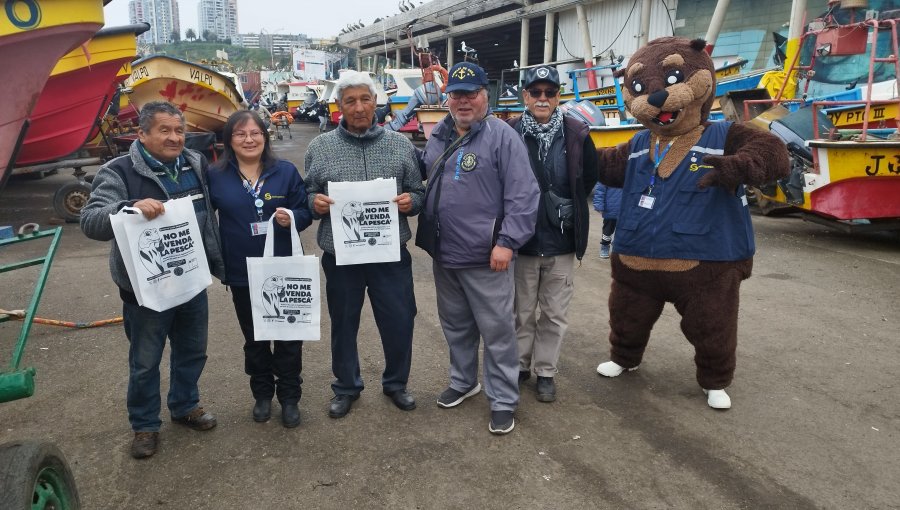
left=138, top=228, right=165, bottom=276
left=341, top=201, right=365, bottom=241
left=261, top=275, right=286, bottom=317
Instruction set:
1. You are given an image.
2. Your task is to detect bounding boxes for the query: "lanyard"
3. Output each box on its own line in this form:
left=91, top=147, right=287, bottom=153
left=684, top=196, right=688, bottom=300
left=647, top=136, right=677, bottom=196
left=239, top=170, right=265, bottom=221
left=453, top=148, right=464, bottom=181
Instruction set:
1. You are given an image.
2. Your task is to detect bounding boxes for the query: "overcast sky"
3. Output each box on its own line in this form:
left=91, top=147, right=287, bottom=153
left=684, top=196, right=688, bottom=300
left=104, top=0, right=416, bottom=38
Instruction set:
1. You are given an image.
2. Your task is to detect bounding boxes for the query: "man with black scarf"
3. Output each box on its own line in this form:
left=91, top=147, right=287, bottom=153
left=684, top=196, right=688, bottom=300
left=507, top=66, right=598, bottom=402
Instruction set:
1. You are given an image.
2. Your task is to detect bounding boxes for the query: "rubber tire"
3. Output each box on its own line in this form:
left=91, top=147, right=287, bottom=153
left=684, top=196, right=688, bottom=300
left=0, top=441, right=81, bottom=510
left=53, top=181, right=93, bottom=223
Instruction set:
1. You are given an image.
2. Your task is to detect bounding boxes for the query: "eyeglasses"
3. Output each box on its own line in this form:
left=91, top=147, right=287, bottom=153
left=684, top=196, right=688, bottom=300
left=526, top=88, right=559, bottom=99
left=232, top=130, right=265, bottom=141
left=448, top=88, right=482, bottom=100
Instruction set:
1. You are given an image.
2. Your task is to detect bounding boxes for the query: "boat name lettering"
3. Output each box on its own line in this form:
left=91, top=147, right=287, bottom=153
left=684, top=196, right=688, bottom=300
left=190, top=69, right=213, bottom=86
left=5, top=0, right=42, bottom=29
left=132, top=66, right=150, bottom=81
left=864, top=154, right=900, bottom=176
left=828, top=106, right=886, bottom=125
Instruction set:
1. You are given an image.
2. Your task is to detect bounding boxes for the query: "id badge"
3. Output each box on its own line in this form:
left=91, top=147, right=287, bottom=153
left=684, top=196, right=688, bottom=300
left=250, top=222, right=269, bottom=236
left=638, top=194, right=656, bottom=210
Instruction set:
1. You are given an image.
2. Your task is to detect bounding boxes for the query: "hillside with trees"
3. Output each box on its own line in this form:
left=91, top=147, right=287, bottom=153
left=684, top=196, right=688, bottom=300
left=153, top=41, right=277, bottom=71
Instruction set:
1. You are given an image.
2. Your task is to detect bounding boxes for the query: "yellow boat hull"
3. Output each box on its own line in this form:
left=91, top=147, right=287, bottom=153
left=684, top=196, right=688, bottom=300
left=589, top=124, right=643, bottom=149
left=760, top=140, right=900, bottom=220
left=415, top=106, right=449, bottom=139
left=124, top=55, right=244, bottom=133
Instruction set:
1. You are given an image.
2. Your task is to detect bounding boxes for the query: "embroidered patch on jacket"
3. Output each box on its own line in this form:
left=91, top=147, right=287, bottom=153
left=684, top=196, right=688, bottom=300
left=461, top=153, right=477, bottom=171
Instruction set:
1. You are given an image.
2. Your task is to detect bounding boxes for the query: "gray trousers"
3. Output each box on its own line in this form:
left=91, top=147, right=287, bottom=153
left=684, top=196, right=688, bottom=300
left=514, top=253, right=575, bottom=376
left=433, top=261, right=520, bottom=411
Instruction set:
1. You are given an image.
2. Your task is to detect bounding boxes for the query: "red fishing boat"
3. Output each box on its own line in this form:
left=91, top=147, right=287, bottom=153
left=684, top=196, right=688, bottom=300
left=14, top=22, right=149, bottom=166
left=0, top=0, right=105, bottom=190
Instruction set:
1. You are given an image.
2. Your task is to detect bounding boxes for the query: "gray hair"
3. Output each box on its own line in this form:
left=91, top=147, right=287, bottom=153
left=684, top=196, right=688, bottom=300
left=138, top=101, right=185, bottom=132
left=335, top=71, right=377, bottom=103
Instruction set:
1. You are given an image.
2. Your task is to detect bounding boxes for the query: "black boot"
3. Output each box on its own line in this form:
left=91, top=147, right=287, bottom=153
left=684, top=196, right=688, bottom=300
left=253, top=399, right=272, bottom=422
left=281, top=402, right=300, bottom=428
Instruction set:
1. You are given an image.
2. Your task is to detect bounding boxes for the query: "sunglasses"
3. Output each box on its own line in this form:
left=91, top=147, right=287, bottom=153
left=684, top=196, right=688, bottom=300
left=526, top=88, right=559, bottom=99
left=448, top=88, right=482, bottom=100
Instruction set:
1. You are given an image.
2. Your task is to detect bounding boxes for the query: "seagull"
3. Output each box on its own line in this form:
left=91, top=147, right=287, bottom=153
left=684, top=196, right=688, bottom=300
left=358, top=19, right=365, bottom=27
left=513, top=59, right=518, bottom=68
left=406, top=0, right=416, bottom=10
left=461, top=40, right=473, bottom=53
left=399, top=0, right=408, bottom=12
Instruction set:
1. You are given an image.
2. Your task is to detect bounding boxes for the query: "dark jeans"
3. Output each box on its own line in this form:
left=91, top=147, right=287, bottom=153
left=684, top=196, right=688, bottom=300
left=230, top=285, right=303, bottom=404
left=321, top=245, right=416, bottom=396
left=122, top=291, right=209, bottom=432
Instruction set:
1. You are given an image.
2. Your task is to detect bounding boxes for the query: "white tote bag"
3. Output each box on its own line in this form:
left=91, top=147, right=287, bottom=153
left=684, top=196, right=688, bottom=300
left=110, top=196, right=213, bottom=312
left=328, top=177, right=401, bottom=266
left=246, top=210, right=321, bottom=341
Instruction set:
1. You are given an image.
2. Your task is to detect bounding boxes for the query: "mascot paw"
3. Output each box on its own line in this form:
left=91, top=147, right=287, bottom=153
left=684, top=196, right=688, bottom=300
left=697, top=155, right=745, bottom=190
left=596, top=361, right=639, bottom=377
left=703, top=389, right=732, bottom=410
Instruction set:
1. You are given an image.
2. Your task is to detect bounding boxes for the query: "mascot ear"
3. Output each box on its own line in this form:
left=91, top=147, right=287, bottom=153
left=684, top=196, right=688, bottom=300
left=690, top=38, right=707, bottom=52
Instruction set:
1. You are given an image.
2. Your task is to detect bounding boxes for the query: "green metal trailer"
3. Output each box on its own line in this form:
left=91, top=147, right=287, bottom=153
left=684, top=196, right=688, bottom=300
left=0, top=224, right=80, bottom=510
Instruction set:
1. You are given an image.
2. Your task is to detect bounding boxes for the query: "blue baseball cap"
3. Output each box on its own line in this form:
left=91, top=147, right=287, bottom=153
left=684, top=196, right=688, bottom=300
left=445, top=62, right=489, bottom=93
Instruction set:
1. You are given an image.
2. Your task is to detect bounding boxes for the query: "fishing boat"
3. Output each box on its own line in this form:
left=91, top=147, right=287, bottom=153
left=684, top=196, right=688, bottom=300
left=0, top=0, right=105, bottom=189
left=14, top=23, right=148, bottom=167
left=123, top=54, right=245, bottom=133
left=386, top=67, right=445, bottom=133
left=747, top=2, right=900, bottom=230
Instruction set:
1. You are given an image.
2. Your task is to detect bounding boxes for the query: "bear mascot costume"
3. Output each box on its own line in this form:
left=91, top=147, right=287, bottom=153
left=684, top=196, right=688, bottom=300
left=594, top=37, right=790, bottom=409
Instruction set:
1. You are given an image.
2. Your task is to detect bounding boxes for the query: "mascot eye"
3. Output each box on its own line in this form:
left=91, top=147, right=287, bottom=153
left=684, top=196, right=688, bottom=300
left=665, top=69, right=684, bottom=85
left=631, top=79, right=644, bottom=94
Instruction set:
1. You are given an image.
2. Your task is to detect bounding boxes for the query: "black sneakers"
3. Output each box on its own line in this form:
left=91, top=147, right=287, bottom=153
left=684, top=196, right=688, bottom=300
left=436, top=383, right=482, bottom=408
left=488, top=411, right=515, bottom=435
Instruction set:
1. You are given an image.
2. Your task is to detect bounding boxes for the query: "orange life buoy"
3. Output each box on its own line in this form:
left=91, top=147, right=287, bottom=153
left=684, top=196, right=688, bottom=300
left=422, top=64, right=449, bottom=93
left=271, top=111, right=292, bottom=124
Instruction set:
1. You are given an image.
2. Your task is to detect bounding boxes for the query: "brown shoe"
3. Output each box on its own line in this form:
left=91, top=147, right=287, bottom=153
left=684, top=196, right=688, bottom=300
left=131, top=432, right=159, bottom=459
left=171, top=407, right=217, bottom=431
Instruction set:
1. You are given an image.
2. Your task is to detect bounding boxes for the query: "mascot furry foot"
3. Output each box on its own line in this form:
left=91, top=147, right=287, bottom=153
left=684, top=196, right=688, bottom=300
left=596, top=361, right=639, bottom=377
left=593, top=36, right=790, bottom=411
left=703, top=389, right=732, bottom=410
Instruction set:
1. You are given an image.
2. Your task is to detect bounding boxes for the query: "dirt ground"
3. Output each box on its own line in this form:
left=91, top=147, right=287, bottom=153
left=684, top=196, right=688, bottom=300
left=1, top=121, right=898, bottom=509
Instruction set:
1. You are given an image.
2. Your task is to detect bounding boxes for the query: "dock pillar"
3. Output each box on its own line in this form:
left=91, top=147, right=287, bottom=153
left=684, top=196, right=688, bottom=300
left=576, top=3, right=598, bottom=89
left=544, top=12, right=555, bottom=64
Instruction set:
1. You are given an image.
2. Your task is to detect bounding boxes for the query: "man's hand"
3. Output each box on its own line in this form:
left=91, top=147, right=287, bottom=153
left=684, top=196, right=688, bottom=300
left=393, top=192, right=412, bottom=214
left=313, top=193, right=334, bottom=215
left=490, top=246, right=513, bottom=272
left=133, top=199, right=165, bottom=219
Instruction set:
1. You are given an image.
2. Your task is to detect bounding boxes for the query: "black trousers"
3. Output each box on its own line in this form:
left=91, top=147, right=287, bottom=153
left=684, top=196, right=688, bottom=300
left=321, top=246, right=416, bottom=396
left=601, top=218, right=618, bottom=245
left=231, top=285, right=303, bottom=404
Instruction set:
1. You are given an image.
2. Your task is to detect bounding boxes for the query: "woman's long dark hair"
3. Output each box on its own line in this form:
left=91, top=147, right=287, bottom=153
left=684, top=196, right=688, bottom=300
left=213, top=110, right=278, bottom=171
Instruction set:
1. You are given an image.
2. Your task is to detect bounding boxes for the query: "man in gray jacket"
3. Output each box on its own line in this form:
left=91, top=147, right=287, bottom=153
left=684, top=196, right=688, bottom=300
left=417, top=62, right=539, bottom=435
left=305, top=71, right=425, bottom=419
left=81, top=101, right=225, bottom=459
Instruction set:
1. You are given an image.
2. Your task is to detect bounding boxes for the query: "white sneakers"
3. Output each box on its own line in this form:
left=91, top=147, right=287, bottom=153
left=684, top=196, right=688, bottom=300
left=703, top=389, right=732, bottom=409
left=597, top=361, right=733, bottom=410
left=596, top=361, right=639, bottom=377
